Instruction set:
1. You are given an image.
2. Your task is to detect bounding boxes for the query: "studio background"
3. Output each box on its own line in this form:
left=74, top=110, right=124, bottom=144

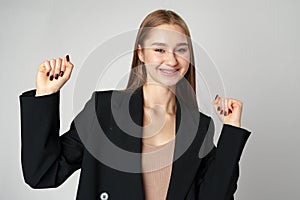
left=1, top=0, right=299, bottom=199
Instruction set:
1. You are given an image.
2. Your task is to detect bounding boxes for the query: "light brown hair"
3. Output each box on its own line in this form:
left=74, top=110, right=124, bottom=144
left=126, top=9, right=196, bottom=95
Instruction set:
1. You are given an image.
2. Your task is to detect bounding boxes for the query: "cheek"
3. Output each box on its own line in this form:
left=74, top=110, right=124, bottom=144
left=145, top=56, right=163, bottom=65
left=178, top=57, right=190, bottom=69
left=177, top=57, right=190, bottom=76
left=144, top=51, right=163, bottom=64
left=176, top=51, right=190, bottom=63
left=182, top=65, right=190, bottom=76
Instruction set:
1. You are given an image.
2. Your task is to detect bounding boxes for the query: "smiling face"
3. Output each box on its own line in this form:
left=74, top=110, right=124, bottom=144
left=137, top=24, right=191, bottom=88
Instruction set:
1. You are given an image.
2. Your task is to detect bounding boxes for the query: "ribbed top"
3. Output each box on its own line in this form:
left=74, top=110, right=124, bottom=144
left=142, top=139, right=175, bottom=200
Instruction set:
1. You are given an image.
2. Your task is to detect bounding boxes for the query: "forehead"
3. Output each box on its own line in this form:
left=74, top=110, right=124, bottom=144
left=143, top=24, right=188, bottom=46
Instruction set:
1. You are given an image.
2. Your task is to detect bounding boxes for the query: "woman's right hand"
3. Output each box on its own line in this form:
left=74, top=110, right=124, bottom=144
left=35, top=55, right=74, bottom=97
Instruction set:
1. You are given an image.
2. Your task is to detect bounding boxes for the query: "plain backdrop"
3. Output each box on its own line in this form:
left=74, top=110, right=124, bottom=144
left=1, top=0, right=299, bottom=199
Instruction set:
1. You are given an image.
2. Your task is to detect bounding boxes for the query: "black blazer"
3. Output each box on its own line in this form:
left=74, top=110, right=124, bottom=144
left=19, top=86, right=251, bottom=200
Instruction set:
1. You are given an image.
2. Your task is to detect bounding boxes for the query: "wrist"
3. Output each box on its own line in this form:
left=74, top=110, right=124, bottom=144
left=35, top=89, right=58, bottom=97
left=224, top=122, right=241, bottom=128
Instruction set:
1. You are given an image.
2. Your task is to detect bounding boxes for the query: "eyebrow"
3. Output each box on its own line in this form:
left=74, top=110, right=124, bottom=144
left=151, top=42, right=188, bottom=47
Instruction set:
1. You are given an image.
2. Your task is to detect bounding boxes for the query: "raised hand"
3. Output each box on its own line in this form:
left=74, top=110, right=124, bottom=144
left=35, top=55, right=74, bottom=97
left=212, top=95, right=243, bottom=128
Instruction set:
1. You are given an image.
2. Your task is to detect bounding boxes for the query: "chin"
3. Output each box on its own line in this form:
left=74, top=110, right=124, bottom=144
left=155, top=77, right=183, bottom=88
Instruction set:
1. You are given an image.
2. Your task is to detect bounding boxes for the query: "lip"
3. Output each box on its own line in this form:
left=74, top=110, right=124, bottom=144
left=158, top=68, right=179, bottom=77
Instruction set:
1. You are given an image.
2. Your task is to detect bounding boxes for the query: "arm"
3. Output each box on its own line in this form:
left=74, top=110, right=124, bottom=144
left=19, top=89, right=86, bottom=188
left=197, top=118, right=251, bottom=200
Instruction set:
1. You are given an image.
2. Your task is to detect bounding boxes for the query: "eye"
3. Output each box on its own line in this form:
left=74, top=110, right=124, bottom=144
left=154, top=48, right=165, bottom=53
left=176, top=48, right=188, bottom=53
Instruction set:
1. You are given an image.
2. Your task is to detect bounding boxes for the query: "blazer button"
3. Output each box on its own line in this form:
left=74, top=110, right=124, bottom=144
left=100, top=192, right=109, bottom=200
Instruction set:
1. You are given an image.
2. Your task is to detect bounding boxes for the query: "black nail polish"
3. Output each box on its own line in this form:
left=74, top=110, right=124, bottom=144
left=46, top=72, right=49, bottom=76
left=220, top=110, right=223, bottom=115
left=215, top=94, right=219, bottom=100
left=50, top=75, right=53, bottom=81
left=55, top=74, right=58, bottom=79
left=66, top=55, right=70, bottom=62
left=224, top=111, right=227, bottom=116
left=217, top=106, right=220, bottom=111
left=59, top=71, right=64, bottom=77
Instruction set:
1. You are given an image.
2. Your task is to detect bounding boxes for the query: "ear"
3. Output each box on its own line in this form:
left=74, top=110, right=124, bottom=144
left=137, top=44, right=145, bottom=63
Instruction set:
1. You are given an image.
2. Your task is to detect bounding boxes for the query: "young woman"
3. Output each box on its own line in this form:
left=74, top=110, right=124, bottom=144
left=19, top=9, right=251, bottom=200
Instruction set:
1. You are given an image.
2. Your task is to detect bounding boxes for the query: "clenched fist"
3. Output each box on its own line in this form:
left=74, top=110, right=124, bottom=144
left=35, top=55, right=74, bottom=97
left=212, top=95, right=243, bottom=128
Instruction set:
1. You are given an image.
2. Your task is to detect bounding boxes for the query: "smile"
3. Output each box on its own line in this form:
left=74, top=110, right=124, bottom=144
left=159, top=68, right=179, bottom=76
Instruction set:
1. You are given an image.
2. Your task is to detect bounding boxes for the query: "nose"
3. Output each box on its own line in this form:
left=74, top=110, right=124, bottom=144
left=164, top=51, right=178, bottom=67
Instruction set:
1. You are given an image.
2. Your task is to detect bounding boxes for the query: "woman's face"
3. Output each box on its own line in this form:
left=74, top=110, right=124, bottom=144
left=138, top=24, right=191, bottom=87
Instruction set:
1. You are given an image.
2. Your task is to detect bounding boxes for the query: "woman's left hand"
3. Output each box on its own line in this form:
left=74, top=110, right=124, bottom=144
left=212, top=95, right=243, bottom=128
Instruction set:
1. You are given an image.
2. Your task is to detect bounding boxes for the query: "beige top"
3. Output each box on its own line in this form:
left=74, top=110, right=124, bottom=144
left=141, top=139, right=175, bottom=200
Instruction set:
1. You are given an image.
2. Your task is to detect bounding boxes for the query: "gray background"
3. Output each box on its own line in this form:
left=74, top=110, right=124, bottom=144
left=1, top=0, right=299, bottom=199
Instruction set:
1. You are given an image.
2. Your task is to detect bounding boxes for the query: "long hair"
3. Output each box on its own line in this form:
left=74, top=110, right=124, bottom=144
left=126, top=10, right=198, bottom=108
left=126, top=9, right=197, bottom=107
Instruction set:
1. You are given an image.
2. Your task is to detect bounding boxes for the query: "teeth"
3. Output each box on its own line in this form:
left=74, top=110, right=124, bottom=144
left=160, top=69, right=177, bottom=74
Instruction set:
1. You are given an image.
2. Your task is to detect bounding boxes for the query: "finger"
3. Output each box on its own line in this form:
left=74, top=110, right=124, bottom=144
left=38, top=61, right=50, bottom=76
left=217, top=98, right=225, bottom=121
left=213, top=95, right=221, bottom=107
left=228, top=98, right=239, bottom=108
left=60, top=57, right=66, bottom=77
left=213, top=94, right=220, bottom=105
left=63, top=55, right=74, bottom=80
left=212, top=96, right=224, bottom=120
left=217, top=96, right=223, bottom=113
left=54, top=58, right=62, bottom=79
left=219, top=98, right=225, bottom=115
left=44, top=60, right=51, bottom=76
left=232, top=99, right=243, bottom=112
left=49, top=59, right=56, bottom=80
left=212, top=95, right=220, bottom=111
left=223, top=98, right=230, bottom=116
left=219, top=97, right=230, bottom=116
left=227, top=99, right=234, bottom=113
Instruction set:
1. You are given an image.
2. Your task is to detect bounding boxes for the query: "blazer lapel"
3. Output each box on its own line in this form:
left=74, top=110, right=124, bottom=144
left=166, top=92, right=203, bottom=200
left=107, top=87, right=145, bottom=199
left=111, top=85, right=204, bottom=199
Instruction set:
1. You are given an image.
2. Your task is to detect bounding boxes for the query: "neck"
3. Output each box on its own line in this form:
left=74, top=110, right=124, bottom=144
left=142, top=82, right=176, bottom=115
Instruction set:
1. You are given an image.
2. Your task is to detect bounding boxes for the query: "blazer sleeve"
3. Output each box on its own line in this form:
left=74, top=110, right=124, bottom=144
left=197, top=117, right=251, bottom=200
left=19, top=89, right=90, bottom=188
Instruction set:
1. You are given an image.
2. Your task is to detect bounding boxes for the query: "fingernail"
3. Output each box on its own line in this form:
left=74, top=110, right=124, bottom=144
left=217, top=106, right=220, bottom=111
left=66, top=55, right=70, bottom=62
left=224, top=111, right=227, bottom=116
left=215, top=94, right=219, bottom=100
left=59, top=71, right=64, bottom=77
left=50, top=75, right=53, bottom=81
left=55, top=74, right=59, bottom=79
left=220, top=110, right=223, bottom=115
left=46, top=72, right=49, bottom=76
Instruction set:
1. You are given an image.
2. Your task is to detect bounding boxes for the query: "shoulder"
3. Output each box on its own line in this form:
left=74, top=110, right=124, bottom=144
left=92, top=89, right=131, bottom=111
left=198, top=111, right=214, bottom=131
left=93, top=88, right=131, bottom=100
left=93, top=88, right=131, bottom=98
left=199, top=111, right=211, bottom=122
